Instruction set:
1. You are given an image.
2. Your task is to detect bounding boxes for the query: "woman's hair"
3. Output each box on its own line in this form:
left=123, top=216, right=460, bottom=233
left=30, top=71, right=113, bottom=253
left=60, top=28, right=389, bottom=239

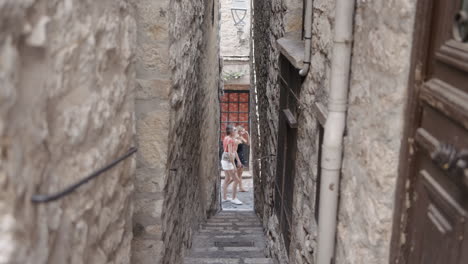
left=226, top=124, right=234, bottom=135
left=237, top=125, right=244, bottom=131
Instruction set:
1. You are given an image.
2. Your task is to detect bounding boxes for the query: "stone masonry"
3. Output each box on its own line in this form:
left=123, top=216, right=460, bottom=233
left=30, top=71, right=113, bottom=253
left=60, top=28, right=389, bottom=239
left=132, top=0, right=171, bottom=262
left=251, top=0, right=295, bottom=263
left=183, top=211, right=273, bottom=264
left=220, top=0, right=251, bottom=57
left=0, top=0, right=424, bottom=263
left=0, top=0, right=221, bottom=263
left=220, top=0, right=250, bottom=88
left=132, top=0, right=222, bottom=263
left=0, top=0, right=136, bottom=263
left=337, top=1, right=417, bottom=262
left=162, top=0, right=221, bottom=263
left=252, top=0, right=418, bottom=263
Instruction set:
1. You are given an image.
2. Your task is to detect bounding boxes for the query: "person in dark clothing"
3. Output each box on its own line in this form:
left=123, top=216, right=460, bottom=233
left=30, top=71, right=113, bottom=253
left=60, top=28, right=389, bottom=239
left=235, top=125, right=249, bottom=192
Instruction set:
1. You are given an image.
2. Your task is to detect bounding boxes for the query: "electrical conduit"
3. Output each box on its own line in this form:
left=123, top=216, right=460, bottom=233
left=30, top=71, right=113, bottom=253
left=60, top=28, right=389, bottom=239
left=317, top=0, right=356, bottom=263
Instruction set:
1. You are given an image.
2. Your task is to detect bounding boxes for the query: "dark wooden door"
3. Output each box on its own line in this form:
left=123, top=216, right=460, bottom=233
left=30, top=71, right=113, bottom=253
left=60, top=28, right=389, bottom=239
left=274, top=55, right=302, bottom=253
left=392, top=1, right=468, bottom=263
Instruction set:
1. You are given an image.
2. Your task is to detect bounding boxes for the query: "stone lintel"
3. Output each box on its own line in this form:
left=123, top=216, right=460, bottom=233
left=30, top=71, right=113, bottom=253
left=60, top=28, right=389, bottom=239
left=223, top=56, right=250, bottom=63
left=277, top=37, right=305, bottom=69
left=224, top=84, right=250, bottom=91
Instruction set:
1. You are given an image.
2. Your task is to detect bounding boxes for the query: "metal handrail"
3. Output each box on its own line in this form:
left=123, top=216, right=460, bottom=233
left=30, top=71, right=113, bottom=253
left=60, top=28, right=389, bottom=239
left=256, top=154, right=276, bottom=161
left=31, top=147, right=137, bottom=203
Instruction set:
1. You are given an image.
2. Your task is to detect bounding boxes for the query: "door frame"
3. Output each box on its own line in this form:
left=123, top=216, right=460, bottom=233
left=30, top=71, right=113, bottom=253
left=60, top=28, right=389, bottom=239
left=389, top=0, right=437, bottom=262
left=219, top=89, right=251, bottom=163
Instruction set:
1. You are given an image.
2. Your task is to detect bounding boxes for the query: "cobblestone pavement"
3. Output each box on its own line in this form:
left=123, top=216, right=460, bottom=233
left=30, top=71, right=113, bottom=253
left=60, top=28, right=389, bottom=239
left=221, top=176, right=254, bottom=211
left=183, top=211, right=273, bottom=264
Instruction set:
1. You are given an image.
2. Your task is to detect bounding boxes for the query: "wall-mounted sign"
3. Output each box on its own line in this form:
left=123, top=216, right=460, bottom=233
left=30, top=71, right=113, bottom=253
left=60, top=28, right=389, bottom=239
left=231, top=0, right=248, bottom=27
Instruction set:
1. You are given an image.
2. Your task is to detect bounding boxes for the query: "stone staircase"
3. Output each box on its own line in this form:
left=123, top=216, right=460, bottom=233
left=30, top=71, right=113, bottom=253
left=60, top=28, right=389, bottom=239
left=184, top=211, right=274, bottom=264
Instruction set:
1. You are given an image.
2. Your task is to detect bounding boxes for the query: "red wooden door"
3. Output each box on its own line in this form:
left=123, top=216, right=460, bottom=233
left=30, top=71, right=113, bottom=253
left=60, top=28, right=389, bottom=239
left=219, top=91, right=250, bottom=167
left=220, top=91, right=250, bottom=139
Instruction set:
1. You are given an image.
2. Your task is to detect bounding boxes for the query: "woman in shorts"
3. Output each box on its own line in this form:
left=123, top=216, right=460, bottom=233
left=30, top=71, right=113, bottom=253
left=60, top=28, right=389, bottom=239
left=221, top=125, right=243, bottom=205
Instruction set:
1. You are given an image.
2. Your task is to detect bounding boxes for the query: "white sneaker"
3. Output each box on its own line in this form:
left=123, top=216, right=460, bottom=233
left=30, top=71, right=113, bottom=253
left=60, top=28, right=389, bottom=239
left=222, top=197, right=232, bottom=202
left=231, top=198, right=243, bottom=205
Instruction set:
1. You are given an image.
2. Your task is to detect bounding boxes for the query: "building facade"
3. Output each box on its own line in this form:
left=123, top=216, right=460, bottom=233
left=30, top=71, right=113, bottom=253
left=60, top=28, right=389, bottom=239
left=0, top=1, right=136, bottom=263
left=133, top=0, right=221, bottom=263
left=0, top=0, right=220, bottom=264
left=219, top=0, right=252, bottom=165
left=1, top=0, right=467, bottom=263
left=252, top=0, right=468, bottom=263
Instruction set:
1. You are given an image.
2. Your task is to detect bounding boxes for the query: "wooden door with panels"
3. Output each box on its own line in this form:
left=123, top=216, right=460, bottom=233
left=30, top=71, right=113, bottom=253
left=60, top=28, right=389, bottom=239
left=391, top=0, right=468, bottom=263
left=219, top=89, right=250, bottom=168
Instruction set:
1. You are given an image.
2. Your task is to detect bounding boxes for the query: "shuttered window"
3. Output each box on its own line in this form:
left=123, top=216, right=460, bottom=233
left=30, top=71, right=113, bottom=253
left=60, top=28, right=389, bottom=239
left=274, top=55, right=302, bottom=252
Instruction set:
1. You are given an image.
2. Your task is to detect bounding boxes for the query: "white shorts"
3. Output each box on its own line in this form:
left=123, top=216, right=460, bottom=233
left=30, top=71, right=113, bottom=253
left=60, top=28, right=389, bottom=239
left=221, top=160, right=235, bottom=171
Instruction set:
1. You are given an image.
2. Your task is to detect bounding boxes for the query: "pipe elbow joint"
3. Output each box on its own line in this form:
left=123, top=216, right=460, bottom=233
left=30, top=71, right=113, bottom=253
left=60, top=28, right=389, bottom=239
left=299, top=64, right=310, bottom=76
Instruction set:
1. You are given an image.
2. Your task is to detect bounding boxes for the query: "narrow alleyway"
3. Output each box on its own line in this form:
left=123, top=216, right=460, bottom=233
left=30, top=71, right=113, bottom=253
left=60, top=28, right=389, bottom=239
left=183, top=211, right=273, bottom=264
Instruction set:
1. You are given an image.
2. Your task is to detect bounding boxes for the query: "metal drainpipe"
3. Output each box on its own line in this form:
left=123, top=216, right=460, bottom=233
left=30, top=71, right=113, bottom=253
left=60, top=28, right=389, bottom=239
left=299, top=0, right=313, bottom=76
left=316, top=0, right=356, bottom=263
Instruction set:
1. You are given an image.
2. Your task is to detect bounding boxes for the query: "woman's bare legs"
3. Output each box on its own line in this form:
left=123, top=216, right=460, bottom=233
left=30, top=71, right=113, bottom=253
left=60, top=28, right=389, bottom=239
left=230, top=171, right=242, bottom=200
left=223, top=168, right=243, bottom=200
left=223, top=171, right=233, bottom=200
left=237, top=167, right=246, bottom=192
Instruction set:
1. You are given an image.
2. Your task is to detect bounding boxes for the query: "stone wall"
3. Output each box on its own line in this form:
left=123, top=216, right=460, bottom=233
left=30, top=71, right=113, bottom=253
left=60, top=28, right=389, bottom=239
left=251, top=0, right=292, bottom=263
left=162, top=0, right=221, bottom=262
left=336, top=1, right=416, bottom=262
left=133, top=0, right=221, bottom=263
left=222, top=59, right=250, bottom=85
left=287, top=1, right=334, bottom=263
left=220, top=0, right=251, bottom=94
left=252, top=0, right=417, bottom=263
left=132, top=0, right=171, bottom=262
left=0, top=0, right=136, bottom=263
left=220, top=0, right=251, bottom=57
left=252, top=0, right=322, bottom=261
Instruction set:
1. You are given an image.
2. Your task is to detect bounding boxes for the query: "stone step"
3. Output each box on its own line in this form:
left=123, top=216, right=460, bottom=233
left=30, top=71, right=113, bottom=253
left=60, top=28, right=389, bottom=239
left=184, top=257, right=273, bottom=264
left=198, top=230, right=264, bottom=235
left=206, top=217, right=260, bottom=222
left=208, top=220, right=260, bottom=224
left=184, top=258, right=240, bottom=264
left=190, top=246, right=265, bottom=253
left=184, top=211, right=273, bottom=264
left=191, top=243, right=266, bottom=250
left=192, top=234, right=268, bottom=240
left=187, top=250, right=266, bottom=258
left=213, top=212, right=257, bottom=217
left=191, top=238, right=266, bottom=249
left=244, top=259, right=274, bottom=264
left=201, top=226, right=264, bottom=231
left=210, top=217, right=259, bottom=221
left=212, top=213, right=257, bottom=217
left=209, top=213, right=257, bottom=217
left=202, top=222, right=262, bottom=227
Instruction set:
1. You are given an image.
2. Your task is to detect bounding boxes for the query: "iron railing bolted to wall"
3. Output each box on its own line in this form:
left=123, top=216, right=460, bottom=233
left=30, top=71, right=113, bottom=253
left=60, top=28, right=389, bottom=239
left=31, top=147, right=138, bottom=203
left=256, top=154, right=276, bottom=161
